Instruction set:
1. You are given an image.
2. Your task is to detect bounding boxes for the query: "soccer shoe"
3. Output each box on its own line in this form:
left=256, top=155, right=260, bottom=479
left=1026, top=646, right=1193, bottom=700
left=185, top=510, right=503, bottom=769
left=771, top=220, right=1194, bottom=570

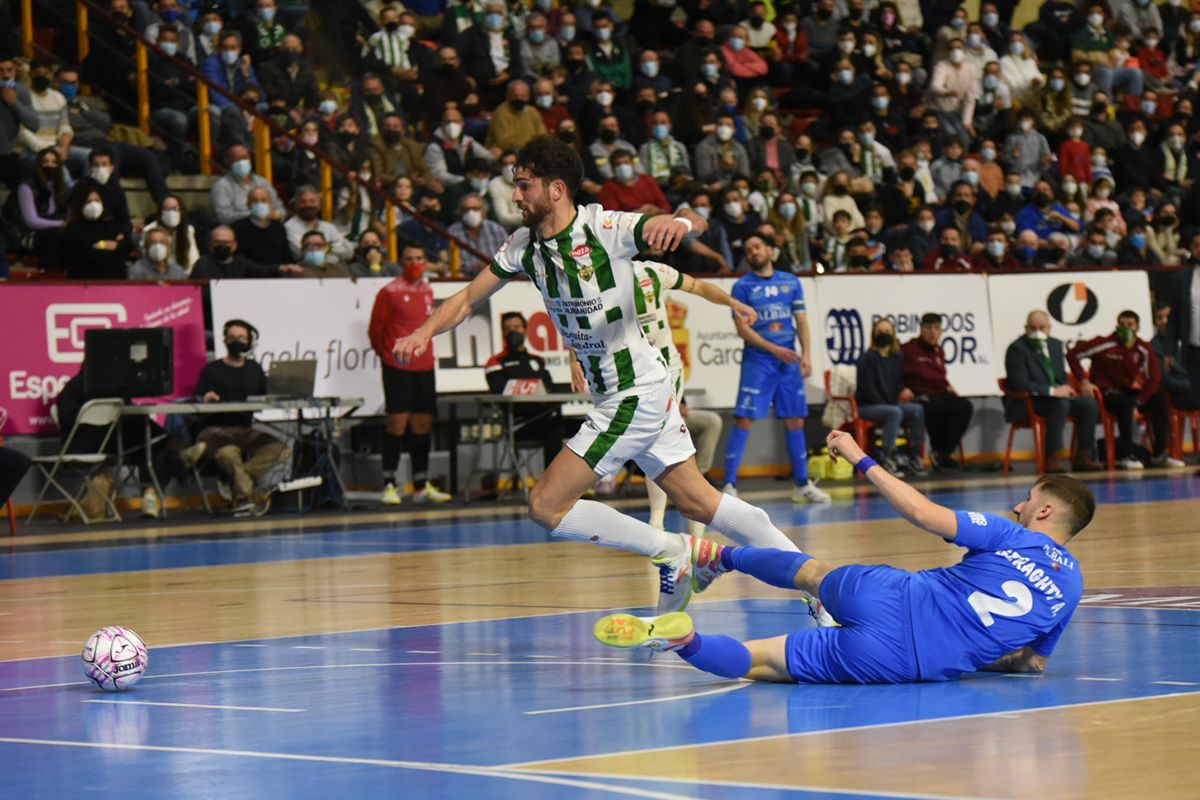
left=411, top=482, right=452, bottom=504
left=652, top=541, right=693, bottom=614
left=806, top=597, right=839, bottom=628
left=792, top=480, right=832, bottom=504
left=689, top=535, right=728, bottom=593
left=140, top=488, right=161, bottom=519
left=593, top=612, right=694, bottom=652
left=380, top=483, right=402, bottom=505
left=721, top=482, right=738, bottom=497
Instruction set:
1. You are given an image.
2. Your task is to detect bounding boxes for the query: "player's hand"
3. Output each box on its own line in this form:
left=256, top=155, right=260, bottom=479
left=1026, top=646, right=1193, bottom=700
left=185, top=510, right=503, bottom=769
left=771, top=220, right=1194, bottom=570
left=800, top=353, right=812, bottom=378
left=641, top=216, right=690, bottom=253
left=730, top=299, right=756, bottom=327
left=773, top=345, right=800, bottom=365
left=570, top=355, right=588, bottom=393
left=393, top=331, right=432, bottom=364
left=826, top=430, right=866, bottom=466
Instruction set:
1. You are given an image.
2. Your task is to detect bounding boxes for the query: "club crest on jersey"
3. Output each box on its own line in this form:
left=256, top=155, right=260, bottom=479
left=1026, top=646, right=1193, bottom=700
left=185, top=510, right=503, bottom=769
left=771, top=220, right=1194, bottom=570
left=602, top=215, right=616, bottom=229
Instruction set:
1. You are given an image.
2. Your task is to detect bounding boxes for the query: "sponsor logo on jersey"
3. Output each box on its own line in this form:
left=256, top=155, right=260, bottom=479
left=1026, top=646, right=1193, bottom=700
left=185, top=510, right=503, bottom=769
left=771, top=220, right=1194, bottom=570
left=571, top=244, right=592, bottom=258
left=968, top=512, right=988, bottom=527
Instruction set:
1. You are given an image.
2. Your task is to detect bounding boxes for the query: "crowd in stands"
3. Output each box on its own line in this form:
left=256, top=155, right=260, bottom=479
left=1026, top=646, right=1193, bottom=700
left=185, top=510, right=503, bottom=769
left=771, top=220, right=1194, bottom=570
left=6, top=0, right=1200, bottom=280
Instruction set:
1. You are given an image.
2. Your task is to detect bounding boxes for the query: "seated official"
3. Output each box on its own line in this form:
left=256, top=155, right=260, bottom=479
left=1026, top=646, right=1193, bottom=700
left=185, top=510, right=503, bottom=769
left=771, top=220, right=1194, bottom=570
left=1152, top=304, right=1198, bottom=410
left=1068, top=310, right=1178, bottom=469
left=1003, top=310, right=1101, bottom=473
left=192, top=320, right=291, bottom=513
left=901, top=312, right=974, bottom=471
left=856, top=317, right=928, bottom=477
left=483, top=312, right=579, bottom=474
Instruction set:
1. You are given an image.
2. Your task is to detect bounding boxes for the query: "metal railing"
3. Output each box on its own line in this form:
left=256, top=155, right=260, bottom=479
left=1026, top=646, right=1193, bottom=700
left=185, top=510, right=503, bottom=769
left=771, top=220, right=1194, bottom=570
left=19, top=0, right=491, bottom=271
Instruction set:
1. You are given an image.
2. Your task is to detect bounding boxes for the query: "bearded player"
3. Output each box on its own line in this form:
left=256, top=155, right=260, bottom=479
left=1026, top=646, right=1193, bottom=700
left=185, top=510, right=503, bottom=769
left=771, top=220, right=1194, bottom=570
left=594, top=430, right=1092, bottom=684
left=394, top=136, right=831, bottom=620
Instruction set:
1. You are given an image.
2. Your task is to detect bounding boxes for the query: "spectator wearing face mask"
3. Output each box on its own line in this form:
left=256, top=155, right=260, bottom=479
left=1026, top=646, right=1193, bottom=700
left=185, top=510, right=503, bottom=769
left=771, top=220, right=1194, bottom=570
left=142, top=195, right=200, bottom=273
left=532, top=78, right=571, bottom=134
left=129, top=227, right=188, bottom=280
left=64, top=189, right=130, bottom=281
left=371, top=112, right=435, bottom=189
left=1112, top=120, right=1160, bottom=192
left=446, top=193, right=507, bottom=276
left=349, top=231, right=401, bottom=278
left=191, top=225, right=292, bottom=279
left=259, top=34, right=319, bottom=114
left=638, top=113, right=690, bottom=188
left=695, top=115, right=750, bottom=187
left=201, top=30, right=261, bottom=110
left=284, top=184, right=355, bottom=262
left=1067, top=226, right=1117, bottom=267
left=232, top=185, right=293, bottom=269
left=486, top=80, right=547, bottom=155
left=1155, top=123, right=1197, bottom=201
left=425, top=107, right=494, bottom=187
left=458, top=3, right=526, bottom=106
left=211, top=144, right=284, bottom=224
left=398, top=191, right=451, bottom=270
left=67, top=146, right=133, bottom=241
left=598, top=149, right=670, bottom=214
left=1003, top=109, right=1052, bottom=187
left=586, top=12, right=633, bottom=90
left=11, top=147, right=68, bottom=269
left=1116, top=221, right=1160, bottom=266
left=520, top=12, right=562, bottom=77
left=293, top=230, right=351, bottom=277
left=971, top=226, right=1021, bottom=270
left=1017, top=179, right=1082, bottom=241
left=920, top=227, right=973, bottom=271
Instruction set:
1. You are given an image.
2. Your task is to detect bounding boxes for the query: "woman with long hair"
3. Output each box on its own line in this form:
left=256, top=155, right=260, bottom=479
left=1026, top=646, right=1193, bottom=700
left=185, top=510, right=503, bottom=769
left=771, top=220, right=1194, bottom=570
left=11, top=147, right=68, bottom=269
left=142, top=194, right=201, bottom=273
left=855, top=317, right=927, bottom=476
left=64, top=188, right=131, bottom=281
left=766, top=191, right=811, bottom=272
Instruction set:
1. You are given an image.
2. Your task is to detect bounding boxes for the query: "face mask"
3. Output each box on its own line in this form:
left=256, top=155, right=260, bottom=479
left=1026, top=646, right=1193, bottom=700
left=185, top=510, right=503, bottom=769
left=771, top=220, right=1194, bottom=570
left=693, top=205, right=710, bottom=220
left=1007, top=183, right=1023, bottom=197
left=978, top=146, right=995, bottom=162
left=716, top=124, right=734, bottom=142
left=595, top=90, right=619, bottom=109
left=872, top=95, right=889, bottom=111
left=986, top=240, right=1006, bottom=258
left=1095, top=185, right=1111, bottom=199
left=463, top=209, right=483, bottom=228
left=599, top=128, right=617, bottom=144
left=1146, top=38, right=1160, bottom=50
left=231, top=159, right=252, bottom=178
left=724, top=201, right=742, bottom=218
left=1010, top=41, right=1025, bottom=56
left=863, top=43, right=877, bottom=57
left=486, top=13, right=505, bottom=29
left=750, top=16, right=765, bottom=28
left=839, top=39, right=855, bottom=54
left=1028, top=329, right=1048, bottom=342
left=226, top=338, right=250, bottom=358
left=859, top=132, right=874, bottom=146
left=595, top=26, right=612, bottom=41
left=148, top=242, right=169, bottom=262
left=445, top=121, right=463, bottom=139
left=702, top=63, right=720, bottom=79
left=783, top=22, right=797, bottom=34
left=250, top=201, right=271, bottom=221
left=1141, top=100, right=1157, bottom=116
left=728, top=37, right=745, bottom=51
left=641, top=60, right=659, bottom=78
left=557, top=130, right=576, bottom=144
left=1034, top=191, right=1052, bottom=207
left=258, top=7, right=276, bottom=22
left=917, top=219, right=935, bottom=233
left=560, top=25, right=576, bottom=40
left=1000, top=220, right=1016, bottom=236
left=403, top=261, right=426, bottom=283
left=613, top=162, right=638, bottom=184
left=1062, top=181, right=1077, bottom=195
left=221, top=50, right=241, bottom=67
left=90, top=165, right=113, bottom=185
left=801, top=182, right=817, bottom=197
left=1131, top=130, right=1146, bottom=146
left=505, top=330, right=526, bottom=350
left=962, top=172, right=979, bottom=188
left=873, top=332, right=894, bottom=348
left=203, top=20, right=222, bottom=36
left=983, top=75, right=998, bottom=91
left=1191, top=19, right=1200, bottom=33
left=1020, top=119, right=1033, bottom=132
left=751, top=96, right=769, bottom=112
left=838, top=68, right=854, bottom=84
left=318, top=100, right=338, bottom=115
left=159, top=208, right=181, bottom=228
left=899, top=165, right=915, bottom=181
left=1130, top=233, right=1146, bottom=250
left=160, top=41, right=178, bottom=57
left=949, top=48, right=965, bottom=63
left=398, top=24, right=415, bottom=39
left=210, top=244, right=233, bottom=262
left=896, top=71, right=912, bottom=86
left=1048, top=77, right=1064, bottom=92
left=26, top=75, right=47, bottom=93
left=60, top=82, right=78, bottom=100
left=761, top=125, right=777, bottom=140
left=1089, top=13, right=1104, bottom=28
left=778, top=202, right=797, bottom=220
left=650, top=123, right=670, bottom=142
left=832, top=183, right=849, bottom=196
left=1069, top=127, right=1083, bottom=140
left=817, top=8, right=832, bottom=20
left=510, top=98, right=528, bottom=112
left=528, top=28, right=546, bottom=44
left=738, top=186, right=750, bottom=198
left=469, top=177, right=489, bottom=193
left=304, top=249, right=327, bottom=267
left=967, top=33, right=982, bottom=49
left=535, top=93, right=554, bottom=110
left=298, top=132, right=320, bottom=147
left=82, top=200, right=104, bottom=221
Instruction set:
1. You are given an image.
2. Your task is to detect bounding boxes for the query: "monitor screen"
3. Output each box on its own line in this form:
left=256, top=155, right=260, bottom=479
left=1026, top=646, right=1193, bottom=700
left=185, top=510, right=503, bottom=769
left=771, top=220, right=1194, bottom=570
left=83, top=328, right=174, bottom=398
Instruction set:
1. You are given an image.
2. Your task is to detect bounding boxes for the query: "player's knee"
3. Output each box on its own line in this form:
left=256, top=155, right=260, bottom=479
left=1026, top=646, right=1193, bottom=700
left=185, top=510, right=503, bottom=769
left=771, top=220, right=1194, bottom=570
left=527, top=485, right=564, bottom=530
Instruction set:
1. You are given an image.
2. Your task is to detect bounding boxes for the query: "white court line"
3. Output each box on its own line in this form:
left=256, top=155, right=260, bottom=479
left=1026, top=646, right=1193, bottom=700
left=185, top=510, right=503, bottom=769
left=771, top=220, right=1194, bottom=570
left=407, top=649, right=439, bottom=654
left=1077, top=677, right=1121, bottom=682
left=233, top=644, right=266, bottom=648
left=292, top=646, right=324, bottom=650
left=525, top=682, right=750, bottom=715
left=526, top=655, right=564, bottom=659
left=501, top=690, right=1200, bottom=769
left=349, top=648, right=383, bottom=652
left=468, top=652, right=500, bottom=656
left=0, top=737, right=695, bottom=800
left=82, top=699, right=304, bottom=713
left=1001, top=673, right=1043, bottom=679
left=1, top=659, right=694, bottom=692
left=1152, top=680, right=1199, bottom=686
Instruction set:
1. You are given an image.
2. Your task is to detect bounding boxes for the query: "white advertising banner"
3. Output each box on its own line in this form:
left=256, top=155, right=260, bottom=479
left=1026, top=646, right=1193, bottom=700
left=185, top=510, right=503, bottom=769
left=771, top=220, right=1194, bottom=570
left=986, top=272, right=1154, bottom=365
left=806, top=274, right=1000, bottom=397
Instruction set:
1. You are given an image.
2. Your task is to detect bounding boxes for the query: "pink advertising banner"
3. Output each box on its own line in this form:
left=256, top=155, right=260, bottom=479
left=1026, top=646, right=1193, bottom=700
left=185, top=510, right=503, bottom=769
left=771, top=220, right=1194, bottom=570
left=0, top=284, right=208, bottom=435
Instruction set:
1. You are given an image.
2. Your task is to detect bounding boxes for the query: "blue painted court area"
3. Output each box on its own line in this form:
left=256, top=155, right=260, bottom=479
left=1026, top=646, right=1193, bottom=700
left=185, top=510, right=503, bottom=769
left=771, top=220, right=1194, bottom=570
left=2, top=600, right=1197, bottom=799
left=5, top=474, right=1199, bottom=580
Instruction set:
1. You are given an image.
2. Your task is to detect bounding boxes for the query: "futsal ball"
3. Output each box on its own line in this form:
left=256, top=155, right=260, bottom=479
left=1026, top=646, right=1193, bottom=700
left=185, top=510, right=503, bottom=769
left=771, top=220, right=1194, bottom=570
left=82, top=626, right=149, bottom=691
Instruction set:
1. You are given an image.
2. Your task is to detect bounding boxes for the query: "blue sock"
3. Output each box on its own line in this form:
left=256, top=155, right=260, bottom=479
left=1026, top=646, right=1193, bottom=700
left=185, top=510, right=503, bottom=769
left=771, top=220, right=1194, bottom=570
left=724, top=427, right=751, bottom=485
left=721, top=546, right=813, bottom=589
left=786, top=427, right=809, bottom=484
left=676, top=633, right=752, bottom=679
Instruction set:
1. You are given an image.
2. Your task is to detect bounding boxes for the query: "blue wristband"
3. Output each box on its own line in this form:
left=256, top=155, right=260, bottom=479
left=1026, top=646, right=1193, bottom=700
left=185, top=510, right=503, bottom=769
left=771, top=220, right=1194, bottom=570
left=855, top=457, right=878, bottom=476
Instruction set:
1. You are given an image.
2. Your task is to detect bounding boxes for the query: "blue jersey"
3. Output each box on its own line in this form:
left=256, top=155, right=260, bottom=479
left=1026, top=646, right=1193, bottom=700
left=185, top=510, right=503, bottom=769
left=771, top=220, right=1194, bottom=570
left=731, top=270, right=806, bottom=349
left=907, top=512, right=1083, bottom=681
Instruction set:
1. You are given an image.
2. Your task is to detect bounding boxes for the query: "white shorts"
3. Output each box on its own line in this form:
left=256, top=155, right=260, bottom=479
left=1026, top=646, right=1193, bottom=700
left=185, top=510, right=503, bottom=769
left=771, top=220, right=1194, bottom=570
left=566, top=377, right=696, bottom=479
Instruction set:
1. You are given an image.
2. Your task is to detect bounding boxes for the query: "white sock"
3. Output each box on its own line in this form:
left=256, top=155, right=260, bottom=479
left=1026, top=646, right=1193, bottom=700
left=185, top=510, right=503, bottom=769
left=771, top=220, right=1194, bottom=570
left=550, top=499, right=680, bottom=558
left=646, top=479, right=668, bottom=529
left=708, top=494, right=799, bottom=552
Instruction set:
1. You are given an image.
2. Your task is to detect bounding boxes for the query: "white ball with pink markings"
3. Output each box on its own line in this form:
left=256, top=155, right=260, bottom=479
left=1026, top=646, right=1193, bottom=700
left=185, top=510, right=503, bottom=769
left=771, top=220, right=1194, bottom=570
left=82, top=626, right=149, bottom=691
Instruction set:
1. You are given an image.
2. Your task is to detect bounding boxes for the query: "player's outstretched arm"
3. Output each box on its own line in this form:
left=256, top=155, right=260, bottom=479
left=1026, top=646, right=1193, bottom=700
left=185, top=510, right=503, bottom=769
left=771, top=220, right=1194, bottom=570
left=393, top=268, right=505, bottom=364
left=678, top=273, right=757, bottom=326
left=827, top=430, right=957, bottom=539
left=641, top=208, right=708, bottom=253
left=980, top=646, right=1048, bottom=673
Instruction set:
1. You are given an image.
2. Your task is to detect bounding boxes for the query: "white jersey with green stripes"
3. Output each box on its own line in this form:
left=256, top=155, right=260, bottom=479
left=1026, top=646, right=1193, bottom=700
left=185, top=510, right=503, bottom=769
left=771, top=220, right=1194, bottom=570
left=489, top=204, right=669, bottom=399
left=636, top=261, right=686, bottom=397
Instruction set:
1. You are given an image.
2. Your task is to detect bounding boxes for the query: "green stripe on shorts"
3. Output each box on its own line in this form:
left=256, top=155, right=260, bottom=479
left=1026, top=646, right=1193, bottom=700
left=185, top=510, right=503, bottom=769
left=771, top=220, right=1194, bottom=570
left=583, top=395, right=640, bottom=469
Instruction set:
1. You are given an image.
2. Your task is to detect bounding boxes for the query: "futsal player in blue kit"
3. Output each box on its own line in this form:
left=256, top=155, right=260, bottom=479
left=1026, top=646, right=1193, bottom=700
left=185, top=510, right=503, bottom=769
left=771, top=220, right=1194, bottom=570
left=595, top=430, right=1093, bottom=683
left=723, top=236, right=831, bottom=504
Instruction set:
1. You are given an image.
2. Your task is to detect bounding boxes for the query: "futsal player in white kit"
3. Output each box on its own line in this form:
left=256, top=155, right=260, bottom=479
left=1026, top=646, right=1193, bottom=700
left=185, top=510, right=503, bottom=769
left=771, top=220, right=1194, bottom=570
left=393, top=136, right=832, bottom=620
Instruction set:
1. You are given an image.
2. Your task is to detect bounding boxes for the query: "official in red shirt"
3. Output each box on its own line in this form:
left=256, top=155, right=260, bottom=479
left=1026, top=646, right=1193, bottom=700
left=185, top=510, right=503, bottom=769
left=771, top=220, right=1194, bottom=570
left=368, top=244, right=451, bottom=504
left=901, top=312, right=974, bottom=470
left=1067, top=309, right=1171, bottom=469
left=597, top=149, right=670, bottom=214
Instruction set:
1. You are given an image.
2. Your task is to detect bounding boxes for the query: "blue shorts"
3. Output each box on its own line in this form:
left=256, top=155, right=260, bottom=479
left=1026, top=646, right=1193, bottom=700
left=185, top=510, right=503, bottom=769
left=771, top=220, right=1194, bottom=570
left=785, top=564, right=919, bottom=684
left=733, top=351, right=808, bottom=420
